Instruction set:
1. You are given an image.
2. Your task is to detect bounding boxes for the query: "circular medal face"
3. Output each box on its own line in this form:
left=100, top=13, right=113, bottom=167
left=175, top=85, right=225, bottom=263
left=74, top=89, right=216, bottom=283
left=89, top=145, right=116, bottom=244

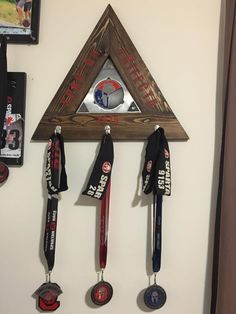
left=91, top=281, right=113, bottom=306
left=144, top=284, right=167, bottom=309
left=94, top=78, right=124, bottom=110
left=0, top=162, right=9, bottom=184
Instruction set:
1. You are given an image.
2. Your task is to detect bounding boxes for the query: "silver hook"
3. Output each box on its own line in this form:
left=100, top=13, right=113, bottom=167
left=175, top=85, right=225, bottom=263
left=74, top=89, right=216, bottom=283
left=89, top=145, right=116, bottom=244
left=154, top=272, right=157, bottom=285
left=105, top=125, right=111, bottom=134
left=55, top=125, right=61, bottom=134
left=101, top=268, right=104, bottom=281
left=154, top=125, right=160, bottom=131
left=46, top=271, right=52, bottom=283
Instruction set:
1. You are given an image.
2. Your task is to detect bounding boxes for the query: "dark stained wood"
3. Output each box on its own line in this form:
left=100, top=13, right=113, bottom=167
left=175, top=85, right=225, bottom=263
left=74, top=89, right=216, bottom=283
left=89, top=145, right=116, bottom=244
left=32, top=113, right=188, bottom=141
left=32, top=4, right=189, bottom=141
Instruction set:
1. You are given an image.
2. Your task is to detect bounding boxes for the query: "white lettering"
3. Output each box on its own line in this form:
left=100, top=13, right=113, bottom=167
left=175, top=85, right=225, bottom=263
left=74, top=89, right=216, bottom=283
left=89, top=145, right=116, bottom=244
left=50, top=231, right=55, bottom=250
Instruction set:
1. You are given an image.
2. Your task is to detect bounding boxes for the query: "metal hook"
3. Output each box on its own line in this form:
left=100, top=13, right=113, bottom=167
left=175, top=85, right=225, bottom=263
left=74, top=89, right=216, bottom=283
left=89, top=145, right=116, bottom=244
left=154, top=125, right=160, bottom=131
left=46, top=271, right=52, bottom=283
left=105, top=125, right=111, bottom=134
left=54, top=125, right=61, bottom=134
left=154, top=272, right=157, bottom=285
left=101, top=269, right=104, bottom=281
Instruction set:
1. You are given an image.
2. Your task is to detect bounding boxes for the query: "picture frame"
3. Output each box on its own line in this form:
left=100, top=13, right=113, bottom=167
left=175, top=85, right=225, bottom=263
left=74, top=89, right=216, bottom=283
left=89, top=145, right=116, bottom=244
left=0, top=0, right=41, bottom=44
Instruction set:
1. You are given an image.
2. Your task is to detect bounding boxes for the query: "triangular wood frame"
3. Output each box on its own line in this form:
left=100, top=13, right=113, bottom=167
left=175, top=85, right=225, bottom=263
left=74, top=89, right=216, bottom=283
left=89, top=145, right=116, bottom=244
left=32, top=4, right=188, bottom=141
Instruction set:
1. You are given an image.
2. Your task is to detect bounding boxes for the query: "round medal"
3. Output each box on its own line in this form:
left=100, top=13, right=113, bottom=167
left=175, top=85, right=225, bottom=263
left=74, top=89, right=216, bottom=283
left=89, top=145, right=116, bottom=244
left=144, top=284, right=167, bottom=309
left=91, top=281, right=113, bottom=306
left=0, top=162, right=9, bottom=184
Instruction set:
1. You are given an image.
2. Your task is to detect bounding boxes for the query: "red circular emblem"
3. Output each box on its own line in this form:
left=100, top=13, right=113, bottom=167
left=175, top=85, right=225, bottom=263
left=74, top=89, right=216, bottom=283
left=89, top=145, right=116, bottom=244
left=91, top=281, right=113, bottom=305
left=146, top=160, right=152, bottom=173
left=102, top=162, right=112, bottom=174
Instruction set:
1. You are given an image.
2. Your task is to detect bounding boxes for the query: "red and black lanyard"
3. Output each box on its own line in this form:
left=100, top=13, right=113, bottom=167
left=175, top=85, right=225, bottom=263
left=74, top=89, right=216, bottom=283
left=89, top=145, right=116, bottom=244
left=142, top=127, right=171, bottom=310
left=35, top=129, right=68, bottom=312
left=44, top=131, right=68, bottom=271
left=83, top=128, right=114, bottom=306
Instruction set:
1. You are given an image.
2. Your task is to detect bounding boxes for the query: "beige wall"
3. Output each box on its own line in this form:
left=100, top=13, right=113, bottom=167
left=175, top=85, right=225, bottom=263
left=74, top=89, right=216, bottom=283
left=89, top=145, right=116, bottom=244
left=0, top=0, right=221, bottom=313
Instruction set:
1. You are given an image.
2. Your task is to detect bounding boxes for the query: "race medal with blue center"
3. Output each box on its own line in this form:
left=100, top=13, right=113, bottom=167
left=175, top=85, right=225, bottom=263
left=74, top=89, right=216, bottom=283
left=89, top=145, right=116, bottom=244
left=144, top=284, right=167, bottom=309
left=142, top=127, right=171, bottom=310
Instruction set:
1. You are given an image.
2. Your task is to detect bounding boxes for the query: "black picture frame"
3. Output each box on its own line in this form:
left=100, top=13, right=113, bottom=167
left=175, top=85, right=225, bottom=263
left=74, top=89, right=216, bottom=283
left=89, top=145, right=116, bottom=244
left=0, top=0, right=41, bottom=44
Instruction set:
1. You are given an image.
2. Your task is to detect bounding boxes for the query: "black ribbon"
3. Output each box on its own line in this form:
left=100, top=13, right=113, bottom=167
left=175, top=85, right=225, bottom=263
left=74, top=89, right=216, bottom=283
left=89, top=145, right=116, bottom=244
left=44, top=132, right=68, bottom=271
left=83, top=133, right=113, bottom=200
left=0, top=36, right=7, bottom=149
left=142, top=127, right=171, bottom=273
left=142, top=127, right=171, bottom=196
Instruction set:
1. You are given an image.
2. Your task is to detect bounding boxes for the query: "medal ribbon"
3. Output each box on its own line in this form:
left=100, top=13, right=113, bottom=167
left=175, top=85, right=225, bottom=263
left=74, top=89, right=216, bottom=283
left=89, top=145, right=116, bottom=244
left=83, top=132, right=114, bottom=271
left=0, top=36, right=7, bottom=150
left=142, top=127, right=171, bottom=274
left=152, top=193, right=163, bottom=272
left=44, top=132, right=68, bottom=272
left=82, top=133, right=113, bottom=200
left=100, top=181, right=111, bottom=269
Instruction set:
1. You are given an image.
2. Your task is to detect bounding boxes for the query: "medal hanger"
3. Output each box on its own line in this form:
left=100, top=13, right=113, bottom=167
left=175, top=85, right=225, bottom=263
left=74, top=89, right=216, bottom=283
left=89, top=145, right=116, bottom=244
left=28, top=4, right=187, bottom=311
left=32, top=4, right=188, bottom=141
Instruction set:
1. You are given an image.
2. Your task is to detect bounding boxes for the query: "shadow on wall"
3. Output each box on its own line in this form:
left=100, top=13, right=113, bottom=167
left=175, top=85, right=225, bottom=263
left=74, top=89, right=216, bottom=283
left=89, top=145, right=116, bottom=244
left=203, top=0, right=225, bottom=313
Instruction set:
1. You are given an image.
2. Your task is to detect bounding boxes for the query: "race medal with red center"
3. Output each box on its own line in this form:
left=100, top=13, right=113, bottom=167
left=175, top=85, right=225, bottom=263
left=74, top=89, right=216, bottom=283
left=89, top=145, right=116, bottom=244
left=34, top=128, right=68, bottom=312
left=0, top=161, right=9, bottom=184
left=35, top=282, right=62, bottom=312
left=91, top=280, right=113, bottom=306
left=83, top=127, right=114, bottom=306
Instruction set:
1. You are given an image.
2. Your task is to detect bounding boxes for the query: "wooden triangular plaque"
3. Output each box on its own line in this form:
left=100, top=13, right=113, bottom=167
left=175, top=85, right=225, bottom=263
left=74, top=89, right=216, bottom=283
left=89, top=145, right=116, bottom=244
left=32, top=4, right=188, bottom=141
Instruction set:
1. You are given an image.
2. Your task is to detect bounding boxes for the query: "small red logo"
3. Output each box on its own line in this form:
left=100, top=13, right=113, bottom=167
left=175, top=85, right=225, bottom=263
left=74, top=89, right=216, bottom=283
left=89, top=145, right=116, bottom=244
left=164, top=149, right=169, bottom=159
left=147, top=160, right=152, bottom=172
left=102, top=162, right=112, bottom=174
left=6, top=116, right=14, bottom=126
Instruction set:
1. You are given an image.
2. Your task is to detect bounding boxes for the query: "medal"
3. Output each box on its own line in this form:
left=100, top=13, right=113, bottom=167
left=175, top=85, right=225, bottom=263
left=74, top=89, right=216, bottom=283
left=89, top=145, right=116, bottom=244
left=144, top=281, right=167, bottom=309
left=91, top=274, right=113, bottom=306
left=35, top=280, right=63, bottom=312
left=83, top=125, right=114, bottom=306
left=142, top=126, right=171, bottom=310
left=90, top=181, right=113, bottom=306
left=0, top=161, right=9, bottom=184
left=34, top=126, right=68, bottom=311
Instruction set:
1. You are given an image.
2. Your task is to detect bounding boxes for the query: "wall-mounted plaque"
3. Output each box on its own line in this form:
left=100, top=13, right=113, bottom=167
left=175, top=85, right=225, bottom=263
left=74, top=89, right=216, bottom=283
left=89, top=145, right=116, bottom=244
left=32, top=5, right=188, bottom=141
